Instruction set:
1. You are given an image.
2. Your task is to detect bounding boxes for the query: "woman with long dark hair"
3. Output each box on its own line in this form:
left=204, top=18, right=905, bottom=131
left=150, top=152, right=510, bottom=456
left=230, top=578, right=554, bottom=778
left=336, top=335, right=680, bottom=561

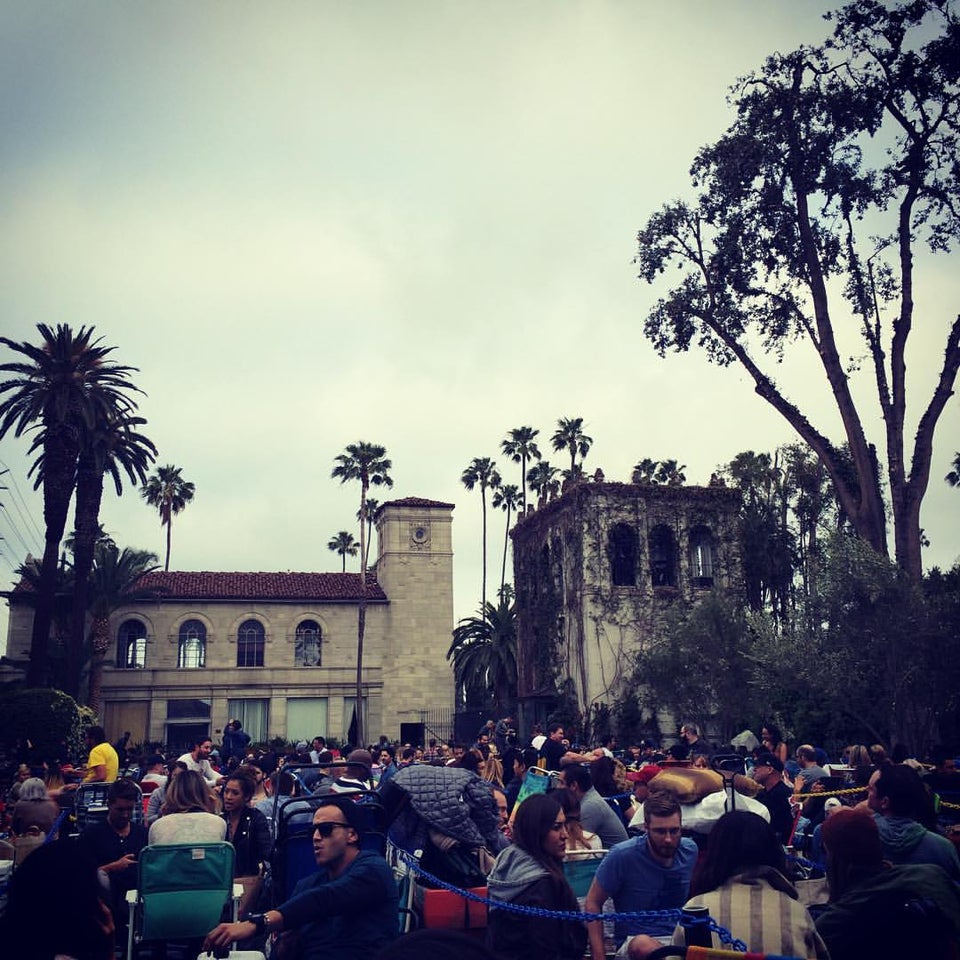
left=673, top=811, right=828, bottom=956
left=486, top=792, right=587, bottom=960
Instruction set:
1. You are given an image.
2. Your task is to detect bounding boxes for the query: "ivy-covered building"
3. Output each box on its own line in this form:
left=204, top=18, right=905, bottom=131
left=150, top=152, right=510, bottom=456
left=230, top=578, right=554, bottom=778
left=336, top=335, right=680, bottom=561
left=511, top=480, right=741, bottom=733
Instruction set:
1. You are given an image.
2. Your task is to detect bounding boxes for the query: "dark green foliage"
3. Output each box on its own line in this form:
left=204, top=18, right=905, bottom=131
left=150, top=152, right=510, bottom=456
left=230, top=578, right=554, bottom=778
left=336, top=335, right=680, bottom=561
left=448, top=597, right=518, bottom=712
left=0, top=687, right=83, bottom=766
left=630, top=590, right=757, bottom=745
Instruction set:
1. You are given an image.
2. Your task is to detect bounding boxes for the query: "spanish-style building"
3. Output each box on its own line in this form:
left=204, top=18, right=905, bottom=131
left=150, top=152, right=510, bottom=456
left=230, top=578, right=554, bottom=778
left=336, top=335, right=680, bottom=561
left=2, top=497, right=455, bottom=751
left=511, top=480, right=742, bottom=732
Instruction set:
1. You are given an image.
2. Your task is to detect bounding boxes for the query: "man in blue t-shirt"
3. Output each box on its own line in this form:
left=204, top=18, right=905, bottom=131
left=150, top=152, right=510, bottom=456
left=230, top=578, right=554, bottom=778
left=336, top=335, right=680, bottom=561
left=585, top=792, right=697, bottom=958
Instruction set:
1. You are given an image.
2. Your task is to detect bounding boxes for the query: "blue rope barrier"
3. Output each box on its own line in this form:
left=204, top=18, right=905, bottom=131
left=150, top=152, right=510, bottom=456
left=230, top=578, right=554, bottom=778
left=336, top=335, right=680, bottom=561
left=396, top=849, right=748, bottom=952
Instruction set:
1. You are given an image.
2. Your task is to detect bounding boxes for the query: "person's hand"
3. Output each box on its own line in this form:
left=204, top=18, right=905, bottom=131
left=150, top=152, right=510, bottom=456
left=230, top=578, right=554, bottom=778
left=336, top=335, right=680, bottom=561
left=105, top=853, right=137, bottom=873
left=204, top=921, right=254, bottom=951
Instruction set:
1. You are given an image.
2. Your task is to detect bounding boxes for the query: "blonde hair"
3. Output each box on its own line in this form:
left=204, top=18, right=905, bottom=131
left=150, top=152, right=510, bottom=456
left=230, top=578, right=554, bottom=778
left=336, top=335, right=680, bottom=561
left=481, top=755, right=504, bottom=788
left=162, top=769, right=216, bottom=815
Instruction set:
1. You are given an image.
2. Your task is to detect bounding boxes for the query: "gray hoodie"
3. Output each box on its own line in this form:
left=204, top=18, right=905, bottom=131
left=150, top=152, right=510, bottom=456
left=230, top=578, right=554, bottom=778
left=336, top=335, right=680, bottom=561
left=487, top=845, right=551, bottom=903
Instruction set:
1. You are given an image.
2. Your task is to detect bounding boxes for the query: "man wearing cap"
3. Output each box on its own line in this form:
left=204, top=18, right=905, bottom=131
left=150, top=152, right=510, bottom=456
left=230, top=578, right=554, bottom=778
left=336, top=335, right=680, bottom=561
left=204, top=796, right=398, bottom=959
left=626, top=765, right=662, bottom=832
left=330, top=749, right=375, bottom=793
left=752, top=753, right=794, bottom=843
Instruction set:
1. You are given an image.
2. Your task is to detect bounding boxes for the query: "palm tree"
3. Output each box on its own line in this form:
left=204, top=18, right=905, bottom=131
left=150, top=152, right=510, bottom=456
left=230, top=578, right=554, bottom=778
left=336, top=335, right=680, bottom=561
left=491, top=483, right=521, bottom=601
left=0, top=324, right=142, bottom=687
left=461, top=457, right=501, bottom=615
left=328, top=530, right=359, bottom=572
left=526, top=460, right=560, bottom=504
left=655, top=459, right=687, bottom=486
left=86, top=542, right=160, bottom=715
left=631, top=458, right=659, bottom=484
left=551, top=416, right=593, bottom=474
left=141, top=464, right=195, bottom=571
left=447, top=596, right=518, bottom=713
left=501, top=426, right=541, bottom=514
left=356, top=497, right=380, bottom=570
left=947, top=453, right=960, bottom=487
left=65, top=414, right=155, bottom=698
left=332, top=442, right=393, bottom=747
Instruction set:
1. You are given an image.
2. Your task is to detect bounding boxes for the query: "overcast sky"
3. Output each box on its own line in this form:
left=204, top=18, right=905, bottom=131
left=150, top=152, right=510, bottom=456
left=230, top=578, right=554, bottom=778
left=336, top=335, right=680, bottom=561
left=2, top=1, right=958, bottom=652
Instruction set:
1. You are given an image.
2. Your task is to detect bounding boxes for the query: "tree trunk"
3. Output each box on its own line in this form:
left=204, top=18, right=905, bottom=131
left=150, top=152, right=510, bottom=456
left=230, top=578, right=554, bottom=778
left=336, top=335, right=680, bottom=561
left=164, top=514, right=172, bottom=572
left=355, top=484, right=368, bottom=747
left=481, top=486, right=488, bottom=616
left=28, top=426, right=79, bottom=687
left=500, top=506, right=511, bottom=600
left=69, top=455, right=104, bottom=701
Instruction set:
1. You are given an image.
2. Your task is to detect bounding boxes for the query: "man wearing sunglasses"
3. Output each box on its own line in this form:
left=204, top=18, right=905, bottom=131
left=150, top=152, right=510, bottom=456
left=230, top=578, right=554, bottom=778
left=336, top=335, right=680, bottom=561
left=204, top=796, right=398, bottom=958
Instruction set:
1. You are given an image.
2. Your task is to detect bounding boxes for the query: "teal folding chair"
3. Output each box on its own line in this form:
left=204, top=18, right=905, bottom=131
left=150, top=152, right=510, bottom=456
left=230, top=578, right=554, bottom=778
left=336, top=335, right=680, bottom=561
left=563, top=850, right=605, bottom=898
left=125, top=842, right=241, bottom=959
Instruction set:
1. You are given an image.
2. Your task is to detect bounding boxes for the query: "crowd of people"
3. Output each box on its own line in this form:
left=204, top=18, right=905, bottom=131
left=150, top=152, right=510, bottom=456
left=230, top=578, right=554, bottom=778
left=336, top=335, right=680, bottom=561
left=1, top=715, right=959, bottom=960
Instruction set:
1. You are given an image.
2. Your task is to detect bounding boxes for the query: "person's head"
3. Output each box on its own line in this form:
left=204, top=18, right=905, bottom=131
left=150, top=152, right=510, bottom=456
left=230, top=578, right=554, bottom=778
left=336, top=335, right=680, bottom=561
left=491, top=788, right=508, bottom=827
left=379, top=745, right=396, bottom=766
left=559, top=763, right=591, bottom=797
left=626, top=765, right=661, bottom=803
left=512, top=792, right=567, bottom=871
left=869, top=743, right=888, bottom=765
left=556, top=787, right=586, bottom=843
left=223, top=768, right=256, bottom=814
left=847, top=744, right=871, bottom=767
left=868, top=764, right=928, bottom=819
left=106, top=777, right=140, bottom=831
left=163, top=769, right=215, bottom=814
left=311, top=797, right=365, bottom=874
left=193, top=737, right=213, bottom=760
left=168, top=760, right=188, bottom=781
left=145, top=753, right=166, bottom=772
left=760, top=723, right=782, bottom=746
left=345, top=749, right=373, bottom=780
left=548, top=722, right=564, bottom=742
left=86, top=725, right=106, bottom=747
left=0, top=840, right=113, bottom=960
left=18, top=777, right=48, bottom=801
left=312, top=736, right=326, bottom=750
left=821, top=808, right=884, bottom=898
left=690, top=811, right=785, bottom=896
left=600, top=733, right=616, bottom=749
left=751, top=753, right=784, bottom=788
left=589, top=755, right=620, bottom=795
left=679, top=722, right=699, bottom=743
left=796, top=745, right=817, bottom=767
left=643, top=792, right=683, bottom=864
left=514, top=747, right=538, bottom=778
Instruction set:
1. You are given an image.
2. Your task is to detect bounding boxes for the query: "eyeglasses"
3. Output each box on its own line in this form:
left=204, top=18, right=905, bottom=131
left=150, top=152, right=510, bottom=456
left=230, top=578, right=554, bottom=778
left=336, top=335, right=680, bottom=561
left=312, top=821, right=352, bottom=837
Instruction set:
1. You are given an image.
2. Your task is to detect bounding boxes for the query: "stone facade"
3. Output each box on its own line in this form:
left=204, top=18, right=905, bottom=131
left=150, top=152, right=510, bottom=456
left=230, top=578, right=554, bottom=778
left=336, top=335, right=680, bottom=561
left=511, top=481, right=741, bottom=731
left=1, top=497, right=455, bottom=751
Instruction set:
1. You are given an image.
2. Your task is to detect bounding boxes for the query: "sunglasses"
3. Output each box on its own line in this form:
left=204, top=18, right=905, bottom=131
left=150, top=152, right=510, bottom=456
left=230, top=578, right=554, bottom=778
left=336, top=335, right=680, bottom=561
left=312, top=821, right=352, bottom=838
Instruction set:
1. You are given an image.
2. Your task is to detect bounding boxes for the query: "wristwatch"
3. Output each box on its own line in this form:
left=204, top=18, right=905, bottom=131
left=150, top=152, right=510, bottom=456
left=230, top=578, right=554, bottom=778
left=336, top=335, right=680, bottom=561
left=247, top=913, right=272, bottom=936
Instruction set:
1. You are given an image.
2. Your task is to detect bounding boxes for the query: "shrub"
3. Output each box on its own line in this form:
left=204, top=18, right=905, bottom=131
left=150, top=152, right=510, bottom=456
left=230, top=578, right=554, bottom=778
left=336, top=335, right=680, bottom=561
left=0, top=687, right=83, bottom=768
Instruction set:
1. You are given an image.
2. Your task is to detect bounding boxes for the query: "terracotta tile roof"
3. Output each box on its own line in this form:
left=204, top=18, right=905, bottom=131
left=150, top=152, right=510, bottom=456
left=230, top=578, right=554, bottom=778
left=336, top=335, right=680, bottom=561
left=135, top=571, right=387, bottom=602
left=8, top=571, right=387, bottom=603
left=381, top=496, right=455, bottom=510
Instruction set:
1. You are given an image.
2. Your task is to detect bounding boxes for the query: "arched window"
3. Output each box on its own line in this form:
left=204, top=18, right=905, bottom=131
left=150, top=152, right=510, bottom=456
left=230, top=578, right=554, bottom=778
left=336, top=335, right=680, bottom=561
left=609, top=523, right=638, bottom=587
left=178, top=620, right=206, bottom=669
left=237, top=619, right=265, bottom=668
left=116, top=619, right=147, bottom=669
left=649, top=524, right=677, bottom=587
left=690, top=526, right=716, bottom=587
left=295, top=620, right=322, bottom=667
